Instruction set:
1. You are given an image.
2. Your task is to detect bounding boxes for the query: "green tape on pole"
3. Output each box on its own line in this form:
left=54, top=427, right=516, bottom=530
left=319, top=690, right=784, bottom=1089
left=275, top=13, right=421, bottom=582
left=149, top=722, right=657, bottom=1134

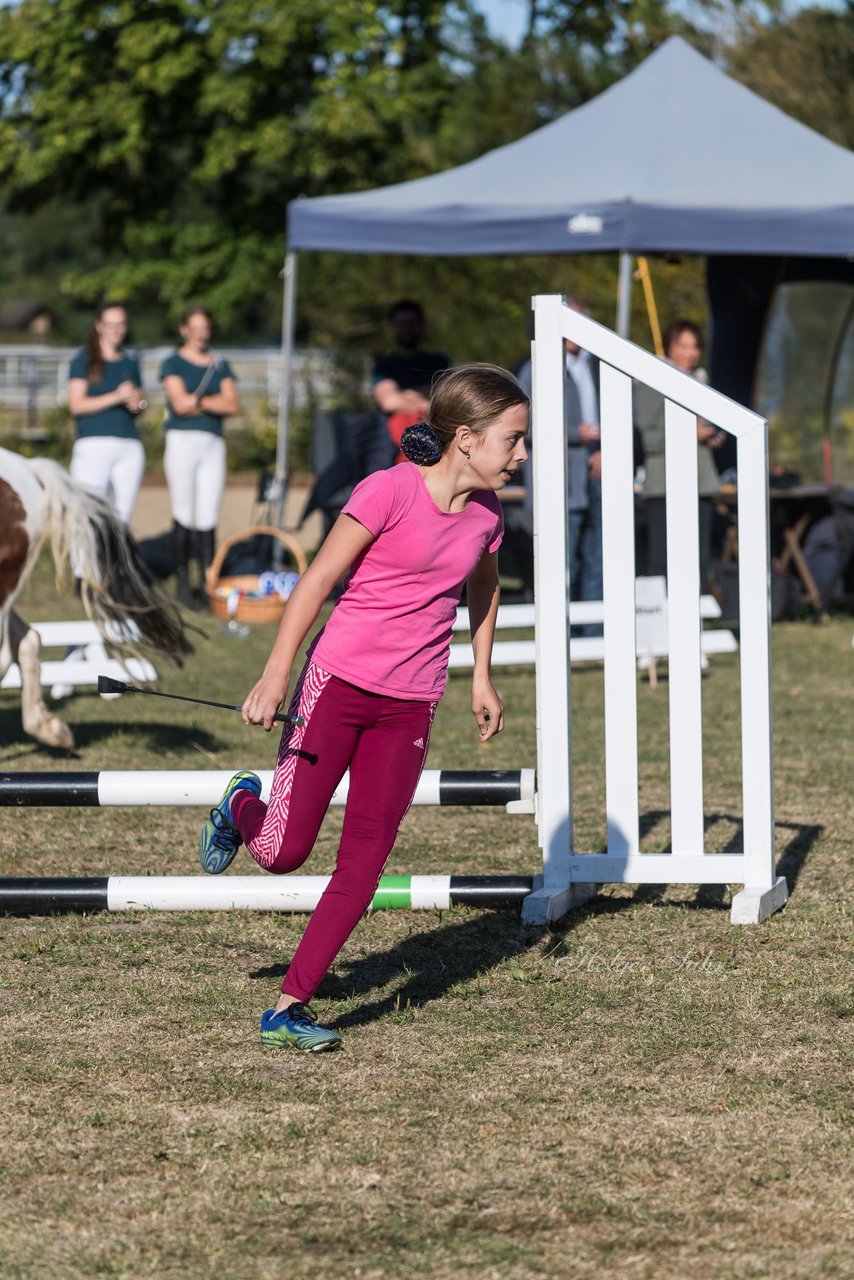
left=370, top=875, right=412, bottom=910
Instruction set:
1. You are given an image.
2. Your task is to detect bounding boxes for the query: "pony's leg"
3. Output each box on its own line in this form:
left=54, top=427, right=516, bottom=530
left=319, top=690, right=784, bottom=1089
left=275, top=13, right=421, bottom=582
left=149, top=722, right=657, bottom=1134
left=0, top=606, right=12, bottom=688
left=11, top=611, right=75, bottom=751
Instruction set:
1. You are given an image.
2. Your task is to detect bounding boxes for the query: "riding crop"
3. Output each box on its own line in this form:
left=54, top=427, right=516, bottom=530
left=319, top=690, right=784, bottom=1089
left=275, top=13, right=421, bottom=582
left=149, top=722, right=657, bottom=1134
left=97, top=676, right=304, bottom=726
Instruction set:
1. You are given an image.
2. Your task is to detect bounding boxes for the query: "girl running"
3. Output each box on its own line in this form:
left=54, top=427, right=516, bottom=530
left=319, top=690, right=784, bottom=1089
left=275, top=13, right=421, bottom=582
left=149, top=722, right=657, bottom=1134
left=198, top=364, right=529, bottom=1052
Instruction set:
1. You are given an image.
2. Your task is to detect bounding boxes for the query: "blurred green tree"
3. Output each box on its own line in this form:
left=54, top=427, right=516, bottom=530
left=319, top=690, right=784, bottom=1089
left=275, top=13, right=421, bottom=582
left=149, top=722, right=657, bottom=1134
left=727, top=4, right=854, bottom=150
left=0, top=0, right=699, bottom=356
left=0, top=0, right=457, bottom=331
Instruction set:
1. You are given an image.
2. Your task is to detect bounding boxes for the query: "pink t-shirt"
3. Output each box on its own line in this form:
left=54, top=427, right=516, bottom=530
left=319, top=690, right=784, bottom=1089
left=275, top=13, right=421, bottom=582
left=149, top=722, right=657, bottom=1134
left=309, top=462, right=503, bottom=700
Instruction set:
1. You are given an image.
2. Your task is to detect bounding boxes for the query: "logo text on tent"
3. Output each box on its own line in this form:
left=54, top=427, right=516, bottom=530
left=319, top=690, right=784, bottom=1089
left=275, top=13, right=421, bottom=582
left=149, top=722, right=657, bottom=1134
left=567, top=214, right=603, bottom=235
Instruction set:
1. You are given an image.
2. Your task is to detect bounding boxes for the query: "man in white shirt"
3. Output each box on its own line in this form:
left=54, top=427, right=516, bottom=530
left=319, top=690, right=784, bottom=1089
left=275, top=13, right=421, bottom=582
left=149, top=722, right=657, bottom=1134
left=564, top=301, right=602, bottom=628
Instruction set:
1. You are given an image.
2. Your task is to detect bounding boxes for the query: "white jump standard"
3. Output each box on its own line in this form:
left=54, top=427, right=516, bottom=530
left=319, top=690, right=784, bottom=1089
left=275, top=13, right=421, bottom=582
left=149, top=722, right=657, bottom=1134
left=526, top=295, right=786, bottom=926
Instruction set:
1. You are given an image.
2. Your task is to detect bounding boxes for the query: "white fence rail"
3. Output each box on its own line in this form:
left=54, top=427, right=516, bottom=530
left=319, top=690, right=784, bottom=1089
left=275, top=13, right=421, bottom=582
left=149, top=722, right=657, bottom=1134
left=524, top=295, right=786, bottom=927
left=0, top=345, right=337, bottom=414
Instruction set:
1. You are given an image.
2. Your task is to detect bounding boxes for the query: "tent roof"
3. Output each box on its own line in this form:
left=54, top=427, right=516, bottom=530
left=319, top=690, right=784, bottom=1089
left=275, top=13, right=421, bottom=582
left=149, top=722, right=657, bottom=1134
left=288, top=37, right=854, bottom=257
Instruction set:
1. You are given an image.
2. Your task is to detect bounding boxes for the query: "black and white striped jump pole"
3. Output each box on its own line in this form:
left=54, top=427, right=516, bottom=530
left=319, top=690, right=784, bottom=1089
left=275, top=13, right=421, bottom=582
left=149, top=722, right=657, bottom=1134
left=0, top=875, right=536, bottom=915
left=0, top=770, right=536, bottom=811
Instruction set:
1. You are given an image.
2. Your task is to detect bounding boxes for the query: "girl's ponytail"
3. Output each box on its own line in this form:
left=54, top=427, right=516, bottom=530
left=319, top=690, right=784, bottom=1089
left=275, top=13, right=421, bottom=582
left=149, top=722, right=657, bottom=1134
left=400, top=423, right=443, bottom=466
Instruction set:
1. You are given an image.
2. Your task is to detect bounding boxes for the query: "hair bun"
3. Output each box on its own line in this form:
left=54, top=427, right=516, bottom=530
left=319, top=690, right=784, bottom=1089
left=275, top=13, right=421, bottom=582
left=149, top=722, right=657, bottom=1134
left=400, top=422, right=443, bottom=466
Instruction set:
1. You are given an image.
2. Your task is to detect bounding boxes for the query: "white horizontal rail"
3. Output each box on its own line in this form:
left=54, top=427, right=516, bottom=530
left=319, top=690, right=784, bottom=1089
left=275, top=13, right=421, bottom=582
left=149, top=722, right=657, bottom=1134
left=448, top=630, right=735, bottom=669
left=568, top=854, right=747, bottom=884
left=94, top=768, right=536, bottom=808
left=1, top=658, right=156, bottom=690
left=453, top=593, right=722, bottom=633
left=32, top=621, right=141, bottom=647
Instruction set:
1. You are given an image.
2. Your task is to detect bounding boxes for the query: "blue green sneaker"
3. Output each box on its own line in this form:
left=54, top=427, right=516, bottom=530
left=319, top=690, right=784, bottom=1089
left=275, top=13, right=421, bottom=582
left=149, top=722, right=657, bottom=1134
left=260, top=1004, right=342, bottom=1053
left=198, top=771, right=262, bottom=874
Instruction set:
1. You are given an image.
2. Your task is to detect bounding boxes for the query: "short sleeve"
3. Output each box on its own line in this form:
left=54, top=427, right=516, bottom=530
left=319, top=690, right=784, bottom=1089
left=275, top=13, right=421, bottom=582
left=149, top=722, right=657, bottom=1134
left=342, top=468, right=398, bottom=538
left=68, top=350, right=88, bottom=380
left=219, top=358, right=236, bottom=382
left=372, top=355, right=392, bottom=385
left=487, top=504, right=504, bottom=554
left=127, top=357, right=142, bottom=384
left=159, top=354, right=180, bottom=382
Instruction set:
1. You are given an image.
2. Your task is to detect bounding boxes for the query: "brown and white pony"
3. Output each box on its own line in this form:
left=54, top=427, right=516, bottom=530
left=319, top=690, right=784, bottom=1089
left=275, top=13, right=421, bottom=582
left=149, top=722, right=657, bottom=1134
left=0, top=445, right=192, bottom=750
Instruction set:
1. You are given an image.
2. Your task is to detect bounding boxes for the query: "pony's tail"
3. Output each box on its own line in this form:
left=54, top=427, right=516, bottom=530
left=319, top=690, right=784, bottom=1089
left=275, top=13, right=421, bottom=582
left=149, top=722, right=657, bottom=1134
left=28, top=458, right=193, bottom=668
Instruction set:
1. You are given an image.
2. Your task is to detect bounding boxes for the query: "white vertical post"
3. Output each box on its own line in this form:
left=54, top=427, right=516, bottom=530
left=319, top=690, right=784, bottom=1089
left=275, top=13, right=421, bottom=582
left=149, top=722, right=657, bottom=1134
left=734, top=425, right=776, bottom=880
left=737, top=422, right=774, bottom=880
left=273, top=249, right=298, bottom=534
left=524, top=296, right=601, bottom=924
left=664, top=401, right=705, bottom=854
left=616, top=252, right=632, bottom=338
left=532, top=295, right=572, bottom=887
left=599, top=363, right=639, bottom=856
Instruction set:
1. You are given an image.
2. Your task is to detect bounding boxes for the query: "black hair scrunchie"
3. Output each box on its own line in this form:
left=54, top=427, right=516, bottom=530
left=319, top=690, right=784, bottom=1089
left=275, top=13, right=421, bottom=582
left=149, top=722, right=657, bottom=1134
left=400, top=422, right=443, bottom=466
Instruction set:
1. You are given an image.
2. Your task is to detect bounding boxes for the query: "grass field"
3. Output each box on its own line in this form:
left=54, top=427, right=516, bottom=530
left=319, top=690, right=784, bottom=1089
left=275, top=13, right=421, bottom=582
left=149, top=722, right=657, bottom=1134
left=1, top=563, right=852, bottom=1279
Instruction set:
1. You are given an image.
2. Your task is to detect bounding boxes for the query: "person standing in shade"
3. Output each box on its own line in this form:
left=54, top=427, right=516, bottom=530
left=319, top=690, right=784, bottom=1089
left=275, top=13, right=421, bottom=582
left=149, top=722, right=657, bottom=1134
left=372, top=300, right=450, bottom=462
left=67, top=302, right=147, bottom=524
left=635, top=320, right=724, bottom=591
left=160, top=306, right=239, bottom=609
left=564, top=300, right=602, bottom=633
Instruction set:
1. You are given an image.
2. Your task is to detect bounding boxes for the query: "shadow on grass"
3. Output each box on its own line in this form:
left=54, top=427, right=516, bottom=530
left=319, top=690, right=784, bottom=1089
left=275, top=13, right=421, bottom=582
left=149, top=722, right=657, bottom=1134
left=245, top=814, right=821, bottom=1030
left=249, top=893, right=636, bottom=1030
left=0, top=707, right=223, bottom=760
left=630, top=809, right=821, bottom=909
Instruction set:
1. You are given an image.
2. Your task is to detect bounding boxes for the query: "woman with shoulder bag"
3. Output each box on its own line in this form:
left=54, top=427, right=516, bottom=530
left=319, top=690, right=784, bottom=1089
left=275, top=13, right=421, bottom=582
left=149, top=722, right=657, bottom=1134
left=160, top=306, right=239, bottom=609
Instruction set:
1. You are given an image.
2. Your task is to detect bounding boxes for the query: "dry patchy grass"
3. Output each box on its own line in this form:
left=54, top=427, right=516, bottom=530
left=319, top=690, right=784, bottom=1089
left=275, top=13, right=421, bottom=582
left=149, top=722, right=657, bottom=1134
left=0, top=565, right=852, bottom=1278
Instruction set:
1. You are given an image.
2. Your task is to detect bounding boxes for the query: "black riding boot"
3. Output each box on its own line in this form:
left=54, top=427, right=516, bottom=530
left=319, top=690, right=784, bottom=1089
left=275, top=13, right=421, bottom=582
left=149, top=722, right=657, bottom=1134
left=172, top=520, right=199, bottom=611
left=195, top=528, right=216, bottom=608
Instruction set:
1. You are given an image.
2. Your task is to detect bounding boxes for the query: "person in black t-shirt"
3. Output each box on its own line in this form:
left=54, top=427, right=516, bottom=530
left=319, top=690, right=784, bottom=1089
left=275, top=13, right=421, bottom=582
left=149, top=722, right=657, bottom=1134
left=372, top=300, right=449, bottom=461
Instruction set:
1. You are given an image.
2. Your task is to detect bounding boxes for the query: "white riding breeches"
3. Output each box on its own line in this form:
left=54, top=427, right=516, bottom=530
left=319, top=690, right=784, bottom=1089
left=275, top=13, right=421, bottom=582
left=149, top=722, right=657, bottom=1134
left=70, top=436, right=145, bottom=525
left=164, top=430, right=226, bottom=531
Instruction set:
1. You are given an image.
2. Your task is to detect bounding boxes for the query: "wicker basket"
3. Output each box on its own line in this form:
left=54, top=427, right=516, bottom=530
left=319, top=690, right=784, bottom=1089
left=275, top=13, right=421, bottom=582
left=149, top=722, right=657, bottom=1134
left=206, top=525, right=309, bottom=624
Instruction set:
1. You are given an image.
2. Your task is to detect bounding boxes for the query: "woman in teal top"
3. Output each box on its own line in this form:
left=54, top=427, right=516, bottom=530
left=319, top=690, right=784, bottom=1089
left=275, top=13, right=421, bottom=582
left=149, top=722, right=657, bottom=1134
left=160, top=306, right=239, bottom=609
left=634, top=320, right=725, bottom=591
left=67, top=302, right=147, bottom=524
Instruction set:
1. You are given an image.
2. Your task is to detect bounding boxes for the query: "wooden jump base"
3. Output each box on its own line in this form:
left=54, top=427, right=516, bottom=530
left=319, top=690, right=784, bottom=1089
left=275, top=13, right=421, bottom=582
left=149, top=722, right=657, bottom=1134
left=0, top=875, right=535, bottom=915
left=0, top=769, right=536, bottom=811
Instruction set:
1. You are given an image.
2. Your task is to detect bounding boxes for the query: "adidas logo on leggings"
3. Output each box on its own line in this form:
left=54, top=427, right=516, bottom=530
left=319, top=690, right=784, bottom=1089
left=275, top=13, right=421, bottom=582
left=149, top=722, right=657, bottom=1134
left=413, top=737, right=424, bottom=749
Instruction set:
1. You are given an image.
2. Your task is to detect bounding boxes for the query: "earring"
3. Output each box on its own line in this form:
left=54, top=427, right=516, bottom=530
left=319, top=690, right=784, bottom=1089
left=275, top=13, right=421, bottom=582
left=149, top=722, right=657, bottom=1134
left=463, top=450, right=470, bottom=459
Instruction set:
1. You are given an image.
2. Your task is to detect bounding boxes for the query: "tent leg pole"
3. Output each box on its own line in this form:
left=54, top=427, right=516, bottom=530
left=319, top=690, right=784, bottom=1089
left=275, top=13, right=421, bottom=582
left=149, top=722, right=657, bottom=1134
left=616, top=251, right=632, bottom=338
left=273, top=250, right=298, bottom=556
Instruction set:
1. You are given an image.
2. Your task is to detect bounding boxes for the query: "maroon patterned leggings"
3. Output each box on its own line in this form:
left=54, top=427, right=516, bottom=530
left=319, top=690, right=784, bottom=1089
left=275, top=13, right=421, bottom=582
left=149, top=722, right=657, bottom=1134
left=232, top=661, right=436, bottom=1002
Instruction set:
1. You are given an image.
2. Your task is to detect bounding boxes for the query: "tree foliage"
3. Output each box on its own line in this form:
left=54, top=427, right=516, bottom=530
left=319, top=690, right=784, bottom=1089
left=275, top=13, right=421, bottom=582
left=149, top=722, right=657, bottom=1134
left=0, top=0, right=457, bottom=328
left=726, top=4, right=854, bottom=150
left=0, top=0, right=843, bottom=366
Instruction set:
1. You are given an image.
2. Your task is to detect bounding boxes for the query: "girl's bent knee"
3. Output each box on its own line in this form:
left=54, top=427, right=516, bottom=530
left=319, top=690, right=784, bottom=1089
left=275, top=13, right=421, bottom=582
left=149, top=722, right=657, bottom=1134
left=267, top=843, right=313, bottom=875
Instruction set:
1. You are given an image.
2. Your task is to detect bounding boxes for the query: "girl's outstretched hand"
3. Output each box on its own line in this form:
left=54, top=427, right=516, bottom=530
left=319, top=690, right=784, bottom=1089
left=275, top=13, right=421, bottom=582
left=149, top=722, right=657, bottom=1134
left=472, top=676, right=504, bottom=742
left=241, top=672, right=289, bottom=732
